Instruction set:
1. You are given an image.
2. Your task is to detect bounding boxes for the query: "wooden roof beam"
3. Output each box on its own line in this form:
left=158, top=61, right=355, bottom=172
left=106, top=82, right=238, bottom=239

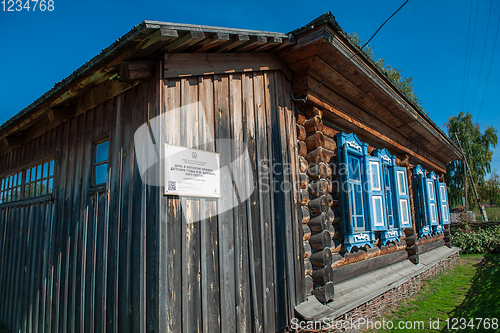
left=47, top=106, right=76, bottom=123
left=216, top=34, right=250, bottom=52
left=306, top=95, right=447, bottom=173
left=3, top=134, right=25, bottom=148
left=251, top=36, right=283, bottom=52
left=119, top=60, right=155, bottom=82
left=234, top=36, right=267, bottom=52
left=191, top=33, right=230, bottom=52
left=163, top=30, right=206, bottom=53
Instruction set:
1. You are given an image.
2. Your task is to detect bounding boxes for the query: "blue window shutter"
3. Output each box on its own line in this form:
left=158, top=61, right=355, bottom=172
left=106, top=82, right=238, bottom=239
left=413, top=165, right=432, bottom=236
left=426, top=172, right=441, bottom=233
left=336, top=133, right=373, bottom=252
left=373, top=149, right=400, bottom=244
left=394, top=166, right=412, bottom=230
left=383, top=166, right=395, bottom=230
left=364, top=156, right=387, bottom=233
left=435, top=179, right=451, bottom=226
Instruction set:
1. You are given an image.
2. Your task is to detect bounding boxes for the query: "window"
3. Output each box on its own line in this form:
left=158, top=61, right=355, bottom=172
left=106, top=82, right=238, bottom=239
left=0, top=159, right=55, bottom=204
left=436, top=181, right=451, bottom=225
left=337, top=133, right=374, bottom=252
left=413, top=165, right=441, bottom=236
left=25, top=160, right=55, bottom=199
left=394, top=166, right=412, bottom=229
left=93, top=140, right=109, bottom=185
left=0, top=172, right=22, bottom=203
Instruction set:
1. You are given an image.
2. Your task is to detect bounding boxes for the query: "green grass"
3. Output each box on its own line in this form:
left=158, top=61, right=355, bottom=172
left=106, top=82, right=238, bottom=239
left=472, top=207, right=500, bottom=222
left=365, top=253, right=500, bottom=332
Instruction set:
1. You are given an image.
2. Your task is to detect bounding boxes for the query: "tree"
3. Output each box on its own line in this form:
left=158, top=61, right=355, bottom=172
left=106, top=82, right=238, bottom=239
left=479, top=171, right=500, bottom=206
left=348, top=32, right=423, bottom=109
left=445, top=112, right=498, bottom=208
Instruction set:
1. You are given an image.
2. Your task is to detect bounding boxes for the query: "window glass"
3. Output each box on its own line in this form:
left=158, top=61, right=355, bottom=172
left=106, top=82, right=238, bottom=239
left=96, top=141, right=109, bottom=163
left=93, top=140, right=109, bottom=185
left=95, top=164, right=108, bottom=184
left=0, top=170, right=25, bottom=203
left=400, top=199, right=409, bottom=224
left=397, top=171, right=406, bottom=195
left=24, top=159, right=56, bottom=200
left=427, top=181, right=435, bottom=200
left=43, top=162, right=48, bottom=178
left=49, top=160, right=55, bottom=176
left=369, top=162, right=381, bottom=191
left=372, top=196, right=385, bottom=227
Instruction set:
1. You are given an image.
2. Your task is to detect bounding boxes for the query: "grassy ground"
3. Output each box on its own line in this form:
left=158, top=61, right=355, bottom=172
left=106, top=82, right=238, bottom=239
left=364, top=253, right=500, bottom=332
left=472, top=207, right=500, bottom=221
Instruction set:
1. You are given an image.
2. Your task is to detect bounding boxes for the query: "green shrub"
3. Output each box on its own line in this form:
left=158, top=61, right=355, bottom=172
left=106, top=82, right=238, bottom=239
left=453, top=226, right=500, bottom=254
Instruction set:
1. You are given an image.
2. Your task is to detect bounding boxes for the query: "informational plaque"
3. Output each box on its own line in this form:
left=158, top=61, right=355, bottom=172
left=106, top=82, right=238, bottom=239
left=164, top=144, right=221, bottom=198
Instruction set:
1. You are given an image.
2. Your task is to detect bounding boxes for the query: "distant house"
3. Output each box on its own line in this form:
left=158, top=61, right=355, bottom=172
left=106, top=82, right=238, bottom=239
left=0, top=13, right=461, bottom=333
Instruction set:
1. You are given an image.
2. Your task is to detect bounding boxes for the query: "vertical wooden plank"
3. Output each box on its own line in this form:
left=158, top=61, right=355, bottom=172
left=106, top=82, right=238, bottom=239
left=198, top=75, right=220, bottom=333
left=265, top=71, right=289, bottom=331
left=51, top=121, right=69, bottom=333
left=180, top=76, right=202, bottom=333
left=117, top=86, right=135, bottom=333
left=84, top=193, right=97, bottom=333
left=48, top=123, right=65, bottom=333
left=60, top=116, right=80, bottom=333
left=229, top=73, right=251, bottom=333
left=80, top=107, right=95, bottom=333
left=20, top=206, right=32, bottom=332
left=34, top=201, right=47, bottom=333
left=162, top=77, right=183, bottom=333
left=0, top=208, right=9, bottom=324
left=145, top=71, right=159, bottom=333
left=130, top=81, right=147, bottom=333
left=214, top=74, right=236, bottom=333
left=9, top=207, right=20, bottom=330
left=282, top=74, right=305, bottom=305
left=106, top=95, right=123, bottom=333
left=28, top=203, right=42, bottom=333
left=40, top=200, right=54, bottom=333
left=253, top=71, right=276, bottom=333
left=94, top=100, right=112, bottom=333
left=69, top=113, right=87, bottom=333
left=275, top=71, right=296, bottom=325
left=242, top=72, right=264, bottom=333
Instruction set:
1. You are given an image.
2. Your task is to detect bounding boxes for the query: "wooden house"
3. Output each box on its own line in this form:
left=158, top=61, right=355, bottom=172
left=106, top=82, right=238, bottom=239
left=0, top=13, right=461, bottom=333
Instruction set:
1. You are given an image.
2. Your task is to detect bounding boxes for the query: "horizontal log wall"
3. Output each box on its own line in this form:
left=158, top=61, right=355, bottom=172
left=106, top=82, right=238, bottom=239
left=294, top=106, right=442, bottom=302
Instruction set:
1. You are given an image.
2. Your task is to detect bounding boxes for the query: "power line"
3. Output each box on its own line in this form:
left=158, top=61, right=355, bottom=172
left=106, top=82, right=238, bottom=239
left=458, top=0, right=475, bottom=112
left=292, top=0, right=410, bottom=102
left=460, top=0, right=481, bottom=112
left=476, top=17, right=500, bottom=122
left=471, top=0, right=494, bottom=113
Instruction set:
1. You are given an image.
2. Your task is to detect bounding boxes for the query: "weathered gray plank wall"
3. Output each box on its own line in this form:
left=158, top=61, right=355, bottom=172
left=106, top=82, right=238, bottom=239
left=158, top=69, right=304, bottom=333
left=0, top=66, right=303, bottom=333
left=0, top=73, right=159, bottom=333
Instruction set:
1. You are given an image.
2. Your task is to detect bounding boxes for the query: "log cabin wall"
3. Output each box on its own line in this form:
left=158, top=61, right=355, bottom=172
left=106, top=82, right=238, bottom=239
left=0, top=61, right=305, bottom=332
left=294, top=105, right=428, bottom=299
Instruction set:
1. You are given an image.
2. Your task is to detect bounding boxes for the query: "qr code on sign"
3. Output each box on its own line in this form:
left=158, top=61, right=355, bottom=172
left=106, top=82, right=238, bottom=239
left=168, top=181, right=176, bottom=191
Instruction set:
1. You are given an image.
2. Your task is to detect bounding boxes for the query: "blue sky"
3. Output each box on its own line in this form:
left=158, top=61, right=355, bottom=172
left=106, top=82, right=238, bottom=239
left=0, top=0, right=499, bottom=174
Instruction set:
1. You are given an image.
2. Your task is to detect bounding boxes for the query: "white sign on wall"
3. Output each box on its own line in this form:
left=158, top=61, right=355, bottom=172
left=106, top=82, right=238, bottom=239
left=164, top=144, right=221, bottom=198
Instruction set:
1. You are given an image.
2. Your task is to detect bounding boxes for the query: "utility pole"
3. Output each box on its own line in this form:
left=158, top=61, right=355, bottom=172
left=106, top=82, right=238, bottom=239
left=464, top=159, right=468, bottom=212
left=454, top=133, right=488, bottom=222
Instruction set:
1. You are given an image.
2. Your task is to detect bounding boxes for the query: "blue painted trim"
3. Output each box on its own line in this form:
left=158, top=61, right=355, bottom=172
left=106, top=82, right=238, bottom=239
left=337, top=133, right=373, bottom=251
left=413, top=165, right=432, bottom=237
